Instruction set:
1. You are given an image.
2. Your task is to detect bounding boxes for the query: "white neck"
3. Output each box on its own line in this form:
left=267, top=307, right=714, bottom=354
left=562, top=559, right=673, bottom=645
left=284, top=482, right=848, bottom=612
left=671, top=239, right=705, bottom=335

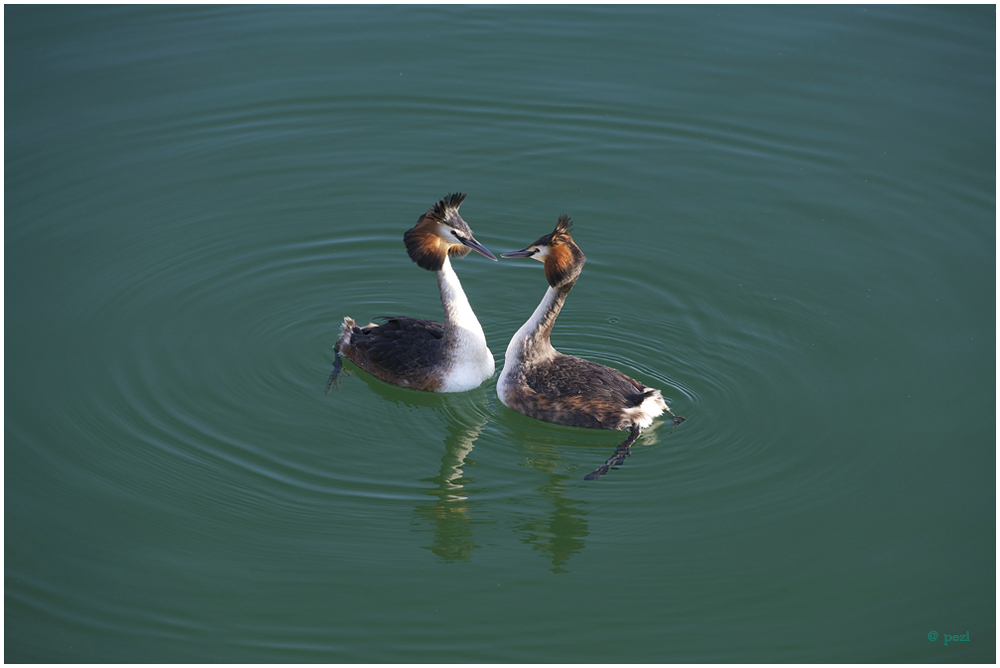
left=437, top=255, right=481, bottom=333
left=434, top=255, right=494, bottom=392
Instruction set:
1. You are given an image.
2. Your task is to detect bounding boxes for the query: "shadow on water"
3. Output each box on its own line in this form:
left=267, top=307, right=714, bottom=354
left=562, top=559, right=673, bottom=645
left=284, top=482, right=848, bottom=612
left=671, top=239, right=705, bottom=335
left=330, top=358, right=593, bottom=571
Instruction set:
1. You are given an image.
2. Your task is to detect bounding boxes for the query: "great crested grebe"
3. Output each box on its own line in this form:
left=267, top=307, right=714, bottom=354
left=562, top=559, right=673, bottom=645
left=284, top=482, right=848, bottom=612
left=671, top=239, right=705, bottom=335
left=497, top=215, right=685, bottom=480
left=327, top=193, right=497, bottom=393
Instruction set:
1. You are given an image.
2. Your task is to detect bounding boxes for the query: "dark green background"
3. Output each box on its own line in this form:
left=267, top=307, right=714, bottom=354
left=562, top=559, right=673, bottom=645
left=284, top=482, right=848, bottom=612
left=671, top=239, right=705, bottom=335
left=6, top=5, right=994, bottom=662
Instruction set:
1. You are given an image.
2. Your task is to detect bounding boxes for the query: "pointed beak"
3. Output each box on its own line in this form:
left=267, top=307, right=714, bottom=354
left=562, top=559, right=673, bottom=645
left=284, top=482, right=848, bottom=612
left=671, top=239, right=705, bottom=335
left=500, top=246, right=536, bottom=259
left=461, top=235, right=498, bottom=261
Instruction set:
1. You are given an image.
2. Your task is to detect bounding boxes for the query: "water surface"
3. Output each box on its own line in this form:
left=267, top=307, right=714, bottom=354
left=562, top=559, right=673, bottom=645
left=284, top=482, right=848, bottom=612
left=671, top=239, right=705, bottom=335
left=6, top=5, right=994, bottom=662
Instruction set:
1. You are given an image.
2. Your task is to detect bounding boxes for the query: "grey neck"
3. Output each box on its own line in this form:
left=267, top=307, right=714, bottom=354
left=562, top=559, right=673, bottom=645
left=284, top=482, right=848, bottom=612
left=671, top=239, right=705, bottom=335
left=505, top=281, right=575, bottom=362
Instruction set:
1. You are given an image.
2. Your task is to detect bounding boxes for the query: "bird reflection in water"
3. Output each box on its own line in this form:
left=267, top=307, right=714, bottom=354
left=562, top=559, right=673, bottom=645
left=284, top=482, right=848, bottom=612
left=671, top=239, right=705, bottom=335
left=329, top=362, right=597, bottom=571
left=514, top=416, right=685, bottom=571
left=336, top=367, right=487, bottom=561
left=414, top=418, right=483, bottom=562
left=513, top=440, right=589, bottom=574
left=415, top=427, right=593, bottom=572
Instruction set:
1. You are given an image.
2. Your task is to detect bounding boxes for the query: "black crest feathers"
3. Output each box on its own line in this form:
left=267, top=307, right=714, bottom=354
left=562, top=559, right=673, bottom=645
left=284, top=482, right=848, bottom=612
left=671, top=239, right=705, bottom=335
left=426, top=192, right=467, bottom=223
left=531, top=214, right=573, bottom=249
left=554, top=214, right=572, bottom=236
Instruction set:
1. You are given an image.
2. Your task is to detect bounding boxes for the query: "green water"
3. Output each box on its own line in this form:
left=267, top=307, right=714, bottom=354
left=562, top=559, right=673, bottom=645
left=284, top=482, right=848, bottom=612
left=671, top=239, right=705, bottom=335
left=6, top=5, right=994, bottom=662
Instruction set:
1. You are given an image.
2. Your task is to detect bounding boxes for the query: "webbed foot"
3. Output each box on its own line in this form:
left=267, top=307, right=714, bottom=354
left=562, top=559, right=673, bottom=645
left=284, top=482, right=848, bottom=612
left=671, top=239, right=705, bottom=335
left=325, top=355, right=344, bottom=395
left=583, top=426, right=640, bottom=480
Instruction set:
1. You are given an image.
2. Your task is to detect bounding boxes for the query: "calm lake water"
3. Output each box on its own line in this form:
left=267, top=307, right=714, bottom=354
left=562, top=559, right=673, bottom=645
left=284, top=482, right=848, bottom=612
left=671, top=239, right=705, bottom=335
left=6, top=5, right=994, bottom=663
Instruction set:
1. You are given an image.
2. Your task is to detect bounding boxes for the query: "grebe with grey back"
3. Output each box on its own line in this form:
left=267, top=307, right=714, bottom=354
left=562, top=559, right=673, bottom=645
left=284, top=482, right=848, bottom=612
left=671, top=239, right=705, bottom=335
left=497, top=215, right=684, bottom=480
left=328, top=193, right=497, bottom=393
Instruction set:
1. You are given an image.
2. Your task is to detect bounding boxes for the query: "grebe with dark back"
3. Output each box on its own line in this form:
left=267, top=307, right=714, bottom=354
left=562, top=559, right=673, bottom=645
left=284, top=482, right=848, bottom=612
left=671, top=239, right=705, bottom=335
left=328, top=193, right=497, bottom=393
left=497, top=215, right=685, bottom=479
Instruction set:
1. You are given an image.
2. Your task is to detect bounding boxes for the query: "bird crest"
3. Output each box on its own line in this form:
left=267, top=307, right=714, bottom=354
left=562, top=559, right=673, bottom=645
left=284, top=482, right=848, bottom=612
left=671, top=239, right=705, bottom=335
left=553, top=214, right=573, bottom=237
left=425, top=192, right=467, bottom=225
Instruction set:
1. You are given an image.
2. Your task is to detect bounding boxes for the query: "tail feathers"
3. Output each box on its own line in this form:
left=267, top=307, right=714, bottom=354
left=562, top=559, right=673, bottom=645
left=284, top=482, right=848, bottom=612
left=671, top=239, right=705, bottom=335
left=627, top=389, right=657, bottom=407
left=336, top=317, right=357, bottom=352
left=624, top=387, right=669, bottom=430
